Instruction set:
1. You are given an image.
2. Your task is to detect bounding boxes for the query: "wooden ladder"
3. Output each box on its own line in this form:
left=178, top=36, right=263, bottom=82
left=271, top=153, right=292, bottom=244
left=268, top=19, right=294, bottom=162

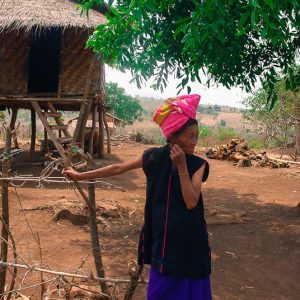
left=30, top=100, right=88, bottom=168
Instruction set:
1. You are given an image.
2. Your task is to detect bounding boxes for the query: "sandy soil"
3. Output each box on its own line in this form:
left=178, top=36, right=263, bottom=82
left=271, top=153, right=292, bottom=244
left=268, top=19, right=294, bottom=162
left=1, top=141, right=300, bottom=300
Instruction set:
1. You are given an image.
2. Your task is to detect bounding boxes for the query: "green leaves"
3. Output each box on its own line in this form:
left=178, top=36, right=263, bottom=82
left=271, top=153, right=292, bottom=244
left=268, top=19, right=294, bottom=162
left=105, top=82, right=143, bottom=126
left=80, top=0, right=299, bottom=98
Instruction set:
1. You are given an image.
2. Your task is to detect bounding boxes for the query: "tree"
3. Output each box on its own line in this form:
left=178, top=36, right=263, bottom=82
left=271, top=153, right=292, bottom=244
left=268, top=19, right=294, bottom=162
left=105, top=82, right=143, bottom=126
left=243, top=74, right=300, bottom=157
left=80, top=0, right=299, bottom=97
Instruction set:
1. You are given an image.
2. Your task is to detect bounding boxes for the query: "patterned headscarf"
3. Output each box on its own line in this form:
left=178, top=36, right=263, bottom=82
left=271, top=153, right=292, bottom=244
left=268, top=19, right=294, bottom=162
left=153, top=94, right=201, bottom=138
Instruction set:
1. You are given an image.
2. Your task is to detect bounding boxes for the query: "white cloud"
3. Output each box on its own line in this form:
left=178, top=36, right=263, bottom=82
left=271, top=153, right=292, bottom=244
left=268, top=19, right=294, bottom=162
left=105, top=66, right=251, bottom=108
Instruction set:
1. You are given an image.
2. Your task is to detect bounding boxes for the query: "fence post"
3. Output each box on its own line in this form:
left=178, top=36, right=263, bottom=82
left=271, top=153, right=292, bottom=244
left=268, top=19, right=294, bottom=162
left=0, top=126, right=12, bottom=294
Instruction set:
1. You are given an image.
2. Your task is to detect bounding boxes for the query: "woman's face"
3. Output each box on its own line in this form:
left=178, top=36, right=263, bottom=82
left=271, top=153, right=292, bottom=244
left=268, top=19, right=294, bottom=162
left=171, top=124, right=199, bottom=155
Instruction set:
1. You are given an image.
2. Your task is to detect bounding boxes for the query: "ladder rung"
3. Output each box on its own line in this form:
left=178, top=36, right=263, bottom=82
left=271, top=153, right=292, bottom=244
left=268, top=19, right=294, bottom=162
left=58, top=137, right=73, bottom=144
left=51, top=125, right=68, bottom=130
left=44, top=112, right=62, bottom=118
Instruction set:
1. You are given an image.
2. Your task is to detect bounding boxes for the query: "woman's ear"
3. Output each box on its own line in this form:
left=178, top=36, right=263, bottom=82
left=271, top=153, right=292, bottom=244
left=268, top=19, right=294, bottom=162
left=168, top=134, right=176, bottom=145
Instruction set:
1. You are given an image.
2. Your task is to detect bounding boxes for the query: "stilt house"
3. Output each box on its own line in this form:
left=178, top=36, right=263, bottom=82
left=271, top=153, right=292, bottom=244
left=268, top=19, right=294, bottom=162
left=0, top=0, right=108, bottom=163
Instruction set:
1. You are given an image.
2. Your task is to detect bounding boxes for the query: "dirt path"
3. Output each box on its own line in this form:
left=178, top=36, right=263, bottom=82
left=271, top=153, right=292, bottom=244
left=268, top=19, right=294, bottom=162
left=2, top=142, right=300, bottom=299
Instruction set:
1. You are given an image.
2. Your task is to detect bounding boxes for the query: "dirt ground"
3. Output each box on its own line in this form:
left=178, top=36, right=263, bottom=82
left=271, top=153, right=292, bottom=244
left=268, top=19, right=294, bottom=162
left=1, top=141, right=300, bottom=300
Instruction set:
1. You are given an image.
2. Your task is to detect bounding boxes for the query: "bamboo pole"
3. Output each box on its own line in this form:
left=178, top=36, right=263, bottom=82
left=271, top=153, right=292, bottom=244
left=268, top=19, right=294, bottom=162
left=0, top=126, right=12, bottom=295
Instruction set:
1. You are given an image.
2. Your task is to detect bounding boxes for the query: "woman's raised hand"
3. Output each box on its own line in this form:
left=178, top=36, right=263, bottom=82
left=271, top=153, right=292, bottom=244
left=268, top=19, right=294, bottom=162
left=170, top=144, right=186, bottom=169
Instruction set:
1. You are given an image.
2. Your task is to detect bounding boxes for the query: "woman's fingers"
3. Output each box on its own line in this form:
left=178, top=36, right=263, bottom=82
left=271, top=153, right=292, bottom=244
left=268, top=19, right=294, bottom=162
left=62, top=168, right=78, bottom=180
left=170, top=144, right=186, bottom=166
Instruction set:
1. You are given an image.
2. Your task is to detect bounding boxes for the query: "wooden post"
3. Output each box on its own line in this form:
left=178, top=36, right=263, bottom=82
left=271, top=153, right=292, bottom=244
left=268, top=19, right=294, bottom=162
left=98, top=55, right=106, bottom=158
left=78, top=54, right=97, bottom=148
left=79, top=102, right=92, bottom=151
left=103, top=108, right=111, bottom=154
left=87, top=182, right=110, bottom=297
left=88, top=104, right=97, bottom=155
left=98, top=102, right=105, bottom=158
left=72, top=102, right=87, bottom=144
left=44, top=128, right=49, bottom=154
left=295, top=96, right=300, bottom=161
left=9, top=108, right=19, bottom=149
left=0, top=127, right=12, bottom=295
left=29, top=108, right=36, bottom=161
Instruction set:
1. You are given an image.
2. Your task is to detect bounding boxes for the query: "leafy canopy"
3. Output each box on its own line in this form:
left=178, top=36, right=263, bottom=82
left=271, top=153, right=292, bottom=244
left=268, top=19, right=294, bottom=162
left=105, top=82, right=143, bottom=126
left=81, top=0, right=300, bottom=97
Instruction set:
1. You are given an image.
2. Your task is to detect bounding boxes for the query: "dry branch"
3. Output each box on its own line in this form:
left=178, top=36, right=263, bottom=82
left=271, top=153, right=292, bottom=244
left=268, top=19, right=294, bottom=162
left=0, top=262, right=148, bottom=284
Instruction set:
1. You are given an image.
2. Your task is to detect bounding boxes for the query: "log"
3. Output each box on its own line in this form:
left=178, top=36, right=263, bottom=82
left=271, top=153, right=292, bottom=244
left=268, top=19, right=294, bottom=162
left=267, top=157, right=300, bottom=166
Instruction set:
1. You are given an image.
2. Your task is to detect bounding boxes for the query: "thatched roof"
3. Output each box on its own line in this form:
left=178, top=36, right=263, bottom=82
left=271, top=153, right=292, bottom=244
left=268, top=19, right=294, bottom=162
left=0, top=0, right=106, bottom=32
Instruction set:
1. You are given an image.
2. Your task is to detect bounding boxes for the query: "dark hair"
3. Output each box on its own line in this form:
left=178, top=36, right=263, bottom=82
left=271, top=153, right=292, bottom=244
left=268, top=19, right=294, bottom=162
left=167, top=118, right=198, bottom=143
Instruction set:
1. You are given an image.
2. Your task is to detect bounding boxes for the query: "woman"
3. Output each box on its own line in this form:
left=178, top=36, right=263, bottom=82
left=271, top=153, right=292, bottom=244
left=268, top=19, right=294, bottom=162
left=63, top=94, right=212, bottom=300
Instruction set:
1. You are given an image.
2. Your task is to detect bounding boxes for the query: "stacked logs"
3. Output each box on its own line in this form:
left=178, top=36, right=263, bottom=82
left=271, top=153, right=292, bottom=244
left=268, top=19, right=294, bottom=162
left=206, top=138, right=290, bottom=168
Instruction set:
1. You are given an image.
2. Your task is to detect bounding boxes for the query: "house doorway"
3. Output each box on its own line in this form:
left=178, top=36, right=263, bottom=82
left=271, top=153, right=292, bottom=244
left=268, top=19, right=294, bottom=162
left=28, top=28, right=61, bottom=94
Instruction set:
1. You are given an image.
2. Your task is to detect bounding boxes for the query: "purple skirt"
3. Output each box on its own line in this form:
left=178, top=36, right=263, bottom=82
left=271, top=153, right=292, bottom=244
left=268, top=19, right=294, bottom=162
left=147, top=268, right=212, bottom=300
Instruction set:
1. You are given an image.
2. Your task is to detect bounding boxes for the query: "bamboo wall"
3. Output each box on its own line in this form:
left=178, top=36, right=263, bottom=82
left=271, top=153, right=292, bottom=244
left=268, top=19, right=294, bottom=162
left=60, top=28, right=101, bottom=96
left=0, top=29, right=30, bottom=95
left=0, top=28, right=102, bottom=100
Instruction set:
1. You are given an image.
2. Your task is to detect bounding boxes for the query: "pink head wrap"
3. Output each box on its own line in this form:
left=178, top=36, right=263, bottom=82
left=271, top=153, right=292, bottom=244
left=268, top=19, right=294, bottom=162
left=153, top=94, right=201, bottom=138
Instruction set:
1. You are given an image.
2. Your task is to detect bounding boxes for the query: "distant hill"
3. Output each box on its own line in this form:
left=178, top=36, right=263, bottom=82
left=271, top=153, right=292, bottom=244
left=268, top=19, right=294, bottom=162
left=138, top=97, right=242, bottom=116
left=136, top=97, right=244, bottom=131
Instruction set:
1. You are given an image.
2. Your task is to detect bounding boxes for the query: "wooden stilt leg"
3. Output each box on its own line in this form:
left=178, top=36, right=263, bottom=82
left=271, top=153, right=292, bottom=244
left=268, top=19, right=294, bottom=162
left=29, top=109, right=36, bottom=161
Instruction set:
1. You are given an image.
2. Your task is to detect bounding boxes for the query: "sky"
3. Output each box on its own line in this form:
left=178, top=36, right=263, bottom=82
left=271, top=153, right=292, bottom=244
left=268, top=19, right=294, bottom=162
left=105, top=66, right=252, bottom=108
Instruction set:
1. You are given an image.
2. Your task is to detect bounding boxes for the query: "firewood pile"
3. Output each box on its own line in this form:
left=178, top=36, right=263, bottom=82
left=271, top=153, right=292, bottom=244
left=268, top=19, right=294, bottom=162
left=128, top=130, right=154, bottom=144
left=206, top=138, right=290, bottom=168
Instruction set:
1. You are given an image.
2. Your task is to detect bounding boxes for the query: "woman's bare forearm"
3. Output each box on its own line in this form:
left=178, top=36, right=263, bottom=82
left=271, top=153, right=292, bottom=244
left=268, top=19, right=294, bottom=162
left=178, top=170, right=199, bottom=210
left=178, top=164, right=204, bottom=210
left=79, top=163, right=128, bottom=180
left=64, top=155, right=142, bottom=181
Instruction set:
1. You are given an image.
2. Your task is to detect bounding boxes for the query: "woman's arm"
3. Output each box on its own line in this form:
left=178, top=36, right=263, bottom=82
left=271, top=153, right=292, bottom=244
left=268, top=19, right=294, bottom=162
left=170, top=144, right=206, bottom=210
left=63, top=154, right=143, bottom=181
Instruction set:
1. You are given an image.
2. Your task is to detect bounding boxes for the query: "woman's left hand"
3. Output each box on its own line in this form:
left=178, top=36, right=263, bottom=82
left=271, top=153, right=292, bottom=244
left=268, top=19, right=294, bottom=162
left=170, top=144, right=186, bottom=169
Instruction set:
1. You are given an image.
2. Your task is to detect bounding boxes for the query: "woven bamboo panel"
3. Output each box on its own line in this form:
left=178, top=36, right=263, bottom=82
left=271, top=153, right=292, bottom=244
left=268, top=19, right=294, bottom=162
left=0, top=30, right=30, bottom=95
left=60, top=28, right=102, bottom=96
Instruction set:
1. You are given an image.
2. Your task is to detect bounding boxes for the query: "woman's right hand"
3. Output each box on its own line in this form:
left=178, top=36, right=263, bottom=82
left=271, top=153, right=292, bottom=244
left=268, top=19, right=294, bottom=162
left=62, top=167, right=81, bottom=181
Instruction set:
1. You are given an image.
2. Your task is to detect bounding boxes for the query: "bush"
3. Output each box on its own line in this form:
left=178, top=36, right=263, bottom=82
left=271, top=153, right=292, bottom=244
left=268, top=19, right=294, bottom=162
left=244, top=134, right=264, bottom=149
left=220, top=119, right=226, bottom=127
left=216, top=127, right=237, bottom=143
left=198, top=124, right=214, bottom=147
